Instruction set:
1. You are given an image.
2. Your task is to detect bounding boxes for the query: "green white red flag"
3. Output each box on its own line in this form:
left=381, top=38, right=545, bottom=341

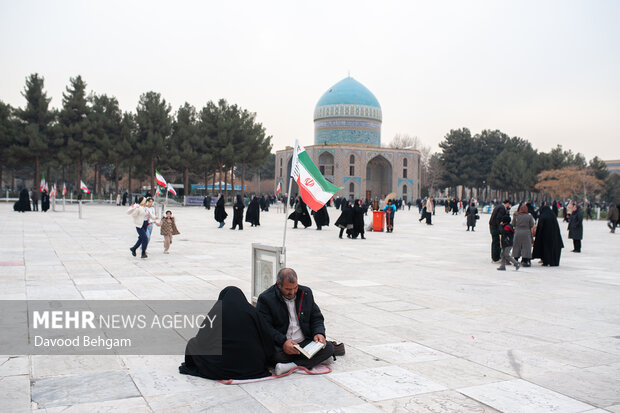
left=40, top=174, right=46, bottom=192
left=155, top=186, right=161, bottom=197
left=155, top=170, right=167, bottom=187
left=62, top=183, right=67, bottom=196
left=291, top=140, right=341, bottom=212
left=167, top=184, right=177, bottom=196
left=276, top=182, right=281, bottom=195
left=80, top=180, right=90, bottom=194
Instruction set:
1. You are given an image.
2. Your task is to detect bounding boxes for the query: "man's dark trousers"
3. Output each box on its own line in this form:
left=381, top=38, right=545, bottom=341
left=490, top=226, right=501, bottom=262
left=273, top=339, right=333, bottom=370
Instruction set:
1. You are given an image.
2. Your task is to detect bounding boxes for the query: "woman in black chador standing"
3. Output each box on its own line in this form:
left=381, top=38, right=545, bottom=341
left=352, top=199, right=366, bottom=239
left=245, top=196, right=261, bottom=227
left=465, top=201, right=478, bottom=231
left=532, top=205, right=564, bottom=266
left=335, top=199, right=354, bottom=238
left=288, top=197, right=311, bottom=228
left=180, top=286, right=274, bottom=380
left=13, top=189, right=32, bottom=212
left=214, top=193, right=227, bottom=228
left=231, top=195, right=245, bottom=230
left=41, top=191, right=50, bottom=212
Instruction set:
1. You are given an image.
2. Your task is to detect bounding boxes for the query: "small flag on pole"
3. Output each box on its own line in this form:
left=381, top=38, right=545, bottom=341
left=40, top=174, right=46, bottom=192
left=62, top=183, right=67, bottom=196
left=155, top=170, right=167, bottom=187
left=167, top=184, right=177, bottom=196
left=155, top=186, right=161, bottom=197
left=276, top=182, right=281, bottom=195
left=80, top=180, right=90, bottom=194
left=44, top=182, right=49, bottom=193
left=51, top=184, right=57, bottom=197
left=290, top=140, right=341, bottom=212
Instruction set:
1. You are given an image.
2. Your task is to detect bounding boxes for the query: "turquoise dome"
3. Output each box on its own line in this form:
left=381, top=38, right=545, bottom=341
left=315, top=77, right=381, bottom=109
left=314, top=77, right=382, bottom=146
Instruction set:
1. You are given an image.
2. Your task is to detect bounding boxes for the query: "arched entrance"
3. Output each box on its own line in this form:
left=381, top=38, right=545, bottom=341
left=366, top=155, right=392, bottom=198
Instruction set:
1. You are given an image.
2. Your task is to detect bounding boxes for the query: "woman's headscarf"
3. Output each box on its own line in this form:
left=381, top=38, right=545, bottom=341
left=518, top=204, right=528, bottom=215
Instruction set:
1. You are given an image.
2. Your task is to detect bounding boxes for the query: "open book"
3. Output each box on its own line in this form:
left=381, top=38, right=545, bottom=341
left=293, top=341, right=325, bottom=359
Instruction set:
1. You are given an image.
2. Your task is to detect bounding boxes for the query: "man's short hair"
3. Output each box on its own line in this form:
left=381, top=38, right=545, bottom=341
left=503, top=199, right=511, bottom=205
left=277, top=268, right=298, bottom=285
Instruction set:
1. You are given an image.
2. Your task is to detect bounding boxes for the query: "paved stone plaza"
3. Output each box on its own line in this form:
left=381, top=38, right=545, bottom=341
left=1, top=202, right=619, bottom=412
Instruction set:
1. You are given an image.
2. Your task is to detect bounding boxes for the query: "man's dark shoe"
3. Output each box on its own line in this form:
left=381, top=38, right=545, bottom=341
left=130, top=247, right=136, bottom=257
left=141, top=251, right=147, bottom=259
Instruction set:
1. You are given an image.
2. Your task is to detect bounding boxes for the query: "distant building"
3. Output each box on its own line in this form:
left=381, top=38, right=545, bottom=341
left=275, top=77, right=421, bottom=202
left=604, top=159, right=620, bottom=175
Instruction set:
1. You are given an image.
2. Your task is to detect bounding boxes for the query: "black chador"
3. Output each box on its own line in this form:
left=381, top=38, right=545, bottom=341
left=311, top=205, right=330, bottom=230
left=288, top=197, right=311, bottom=228
left=532, top=205, right=564, bottom=266
left=180, top=287, right=274, bottom=380
left=13, top=189, right=31, bottom=212
left=214, top=195, right=227, bottom=228
left=231, top=195, right=245, bottom=230
left=335, top=200, right=354, bottom=238
left=245, top=196, right=261, bottom=227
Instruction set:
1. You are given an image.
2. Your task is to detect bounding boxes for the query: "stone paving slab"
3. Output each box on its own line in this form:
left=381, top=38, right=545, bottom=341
left=1, top=202, right=619, bottom=412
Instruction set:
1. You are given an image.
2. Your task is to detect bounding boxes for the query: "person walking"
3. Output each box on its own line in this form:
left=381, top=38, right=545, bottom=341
left=489, top=200, right=511, bottom=263
left=214, top=193, right=227, bottom=228
left=156, top=210, right=180, bottom=254
left=335, top=199, right=354, bottom=238
left=128, top=196, right=150, bottom=259
left=568, top=203, right=583, bottom=252
left=425, top=197, right=434, bottom=225
left=31, top=189, right=39, bottom=211
left=465, top=201, right=478, bottom=231
left=231, top=195, right=245, bottom=230
left=352, top=199, right=366, bottom=239
left=288, top=197, right=311, bottom=229
left=498, top=215, right=520, bottom=271
left=512, top=204, right=535, bottom=267
left=311, top=204, right=329, bottom=231
left=245, top=196, right=261, bottom=227
left=608, top=203, right=619, bottom=233
left=145, top=197, right=158, bottom=241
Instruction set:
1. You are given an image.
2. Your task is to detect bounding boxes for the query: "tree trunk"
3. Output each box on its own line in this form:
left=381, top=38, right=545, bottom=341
left=114, top=161, right=119, bottom=196
left=204, top=170, right=208, bottom=196
left=127, top=165, right=132, bottom=195
left=34, top=157, right=40, bottom=198
left=184, top=167, right=189, bottom=197
left=212, top=171, right=216, bottom=196
left=224, top=168, right=228, bottom=198
left=150, top=156, right=155, bottom=194
left=241, top=164, right=246, bottom=198
left=75, top=156, right=82, bottom=192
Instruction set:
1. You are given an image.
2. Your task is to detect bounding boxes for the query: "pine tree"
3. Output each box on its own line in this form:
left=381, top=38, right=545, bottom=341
left=169, top=103, right=200, bottom=196
left=58, top=75, right=92, bottom=191
left=135, top=92, right=172, bottom=192
left=14, top=74, right=55, bottom=196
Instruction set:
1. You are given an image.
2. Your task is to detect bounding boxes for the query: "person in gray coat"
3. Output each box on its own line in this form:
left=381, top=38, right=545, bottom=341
left=512, top=204, right=536, bottom=266
left=568, top=204, right=583, bottom=252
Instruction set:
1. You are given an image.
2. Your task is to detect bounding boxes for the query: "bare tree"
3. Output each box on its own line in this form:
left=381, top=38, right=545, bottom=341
left=387, top=133, right=423, bottom=150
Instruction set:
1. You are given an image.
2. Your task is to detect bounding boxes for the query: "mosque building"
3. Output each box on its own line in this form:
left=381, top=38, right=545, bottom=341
left=275, top=77, right=421, bottom=202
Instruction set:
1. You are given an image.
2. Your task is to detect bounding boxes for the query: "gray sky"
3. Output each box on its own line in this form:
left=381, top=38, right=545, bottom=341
left=1, top=0, right=619, bottom=160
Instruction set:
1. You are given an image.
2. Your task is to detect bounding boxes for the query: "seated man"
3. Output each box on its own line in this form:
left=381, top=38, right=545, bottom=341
left=257, top=267, right=334, bottom=375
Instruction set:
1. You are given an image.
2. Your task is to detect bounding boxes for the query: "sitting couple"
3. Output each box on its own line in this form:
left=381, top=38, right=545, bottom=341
left=180, top=268, right=335, bottom=379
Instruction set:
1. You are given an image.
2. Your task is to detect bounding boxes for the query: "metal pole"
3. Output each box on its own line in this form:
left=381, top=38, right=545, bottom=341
left=63, top=196, right=65, bottom=211
left=281, top=176, right=294, bottom=251
left=79, top=200, right=83, bottom=219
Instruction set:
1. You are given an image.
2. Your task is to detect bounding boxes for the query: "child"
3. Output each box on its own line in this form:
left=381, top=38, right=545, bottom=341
left=498, top=215, right=520, bottom=271
left=157, top=210, right=180, bottom=254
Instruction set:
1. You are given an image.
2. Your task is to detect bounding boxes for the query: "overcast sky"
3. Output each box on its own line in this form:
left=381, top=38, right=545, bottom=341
left=1, top=0, right=618, bottom=160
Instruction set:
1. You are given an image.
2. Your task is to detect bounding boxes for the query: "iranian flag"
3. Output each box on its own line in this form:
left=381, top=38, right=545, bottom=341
left=167, top=184, right=177, bottom=196
left=40, top=174, right=46, bottom=192
left=51, top=184, right=57, bottom=197
left=62, top=183, right=67, bottom=196
left=155, top=170, right=167, bottom=187
left=155, top=186, right=161, bottom=197
left=291, top=140, right=341, bottom=212
left=80, top=180, right=90, bottom=194
left=276, top=182, right=281, bottom=195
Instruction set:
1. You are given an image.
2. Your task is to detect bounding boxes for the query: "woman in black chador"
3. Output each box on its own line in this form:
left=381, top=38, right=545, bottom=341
left=245, top=196, right=260, bottom=227
left=311, top=204, right=329, bottom=230
left=532, top=205, right=564, bottom=266
left=41, top=191, right=50, bottom=212
left=13, top=189, right=32, bottom=212
left=231, top=195, right=245, bottom=230
left=335, top=200, right=354, bottom=238
left=288, top=197, right=311, bottom=228
left=214, top=193, right=227, bottom=228
left=180, top=286, right=274, bottom=380
left=352, top=199, right=366, bottom=239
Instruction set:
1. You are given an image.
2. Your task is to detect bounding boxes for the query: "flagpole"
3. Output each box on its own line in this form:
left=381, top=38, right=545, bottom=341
left=281, top=176, right=294, bottom=252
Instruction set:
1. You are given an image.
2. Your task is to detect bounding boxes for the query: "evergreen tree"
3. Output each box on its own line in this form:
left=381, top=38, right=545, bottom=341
left=588, top=156, right=609, bottom=181
left=438, top=128, right=478, bottom=191
left=91, top=94, right=123, bottom=195
left=13, top=74, right=55, bottom=195
left=120, top=112, right=137, bottom=194
left=135, top=91, right=172, bottom=192
left=169, top=103, right=200, bottom=196
left=0, top=101, right=19, bottom=189
left=58, top=75, right=92, bottom=191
